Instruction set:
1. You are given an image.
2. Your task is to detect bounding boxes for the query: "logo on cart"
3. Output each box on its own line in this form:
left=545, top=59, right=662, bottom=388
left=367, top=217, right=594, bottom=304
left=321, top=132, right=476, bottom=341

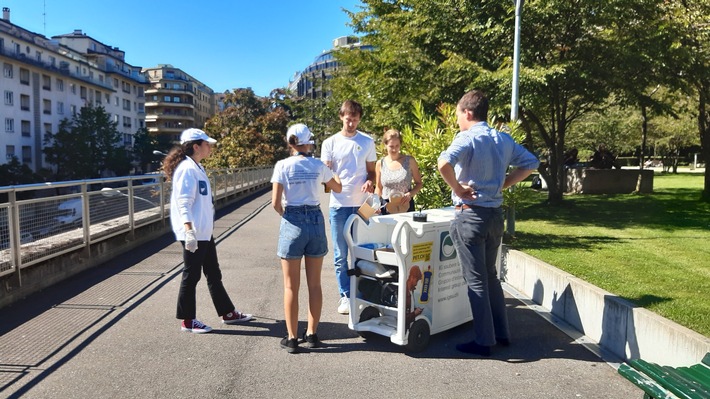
left=440, top=232, right=456, bottom=261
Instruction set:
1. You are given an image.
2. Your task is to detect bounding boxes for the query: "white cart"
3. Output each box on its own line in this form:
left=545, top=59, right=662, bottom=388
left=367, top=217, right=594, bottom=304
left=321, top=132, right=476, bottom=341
left=344, top=209, right=473, bottom=352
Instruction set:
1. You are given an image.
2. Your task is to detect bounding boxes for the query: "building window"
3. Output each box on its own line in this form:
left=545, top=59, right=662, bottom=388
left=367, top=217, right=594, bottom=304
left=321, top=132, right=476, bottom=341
left=49, top=56, right=56, bottom=67
left=20, top=95, right=30, bottom=111
left=6, top=145, right=15, bottom=161
left=4, top=90, right=12, bottom=105
left=70, top=105, right=77, bottom=115
left=173, top=96, right=180, bottom=103
left=80, top=86, right=87, bottom=100
left=44, top=123, right=52, bottom=136
left=57, top=78, right=64, bottom=91
left=113, top=78, right=119, bottom=88
left=70, top=83, right=76, bottom=94
left=22, top=146, right=31, bottom=164
left=123, top=99, right=131, bottom=111
left=43, top=99, right=51, bottom=114
left=122, top=116, right=131, bottom=128
left=19, top=68, right=30, bottom=85
left=5, top=118, right=14, bottom=132
left=114, top=96, right=119, bottom=106
left=42, top=74, right=51, bottom=90
left=3, top=63, right=12, bottom=78
left=57, top=101, right=64, bottom=115
left=21, top=120, right=30, bottom=136
left=163, top=96, right=171, bottom=102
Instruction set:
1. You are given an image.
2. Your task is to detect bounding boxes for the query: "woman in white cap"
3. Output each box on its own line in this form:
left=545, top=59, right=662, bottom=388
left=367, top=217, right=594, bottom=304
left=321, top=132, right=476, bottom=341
left=163, top=128, right=252, bottom=334
left=271, top=123, right=342, bottom=353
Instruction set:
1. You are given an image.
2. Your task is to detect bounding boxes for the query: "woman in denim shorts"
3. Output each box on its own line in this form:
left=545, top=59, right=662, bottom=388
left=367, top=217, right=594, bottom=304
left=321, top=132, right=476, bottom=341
left=271, top=124, right=342, bottom=353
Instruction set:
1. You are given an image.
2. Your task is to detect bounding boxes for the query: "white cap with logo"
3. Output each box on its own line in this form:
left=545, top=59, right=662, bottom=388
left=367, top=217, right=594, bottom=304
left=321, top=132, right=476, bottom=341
left=180, top=128, right=217, bottom=144
left=286, top=124, right=315, bottom=145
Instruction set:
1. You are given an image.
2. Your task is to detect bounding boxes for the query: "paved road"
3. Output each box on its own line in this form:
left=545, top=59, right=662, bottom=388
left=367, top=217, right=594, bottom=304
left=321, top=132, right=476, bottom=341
left=0, top=190, right=640, bottom=399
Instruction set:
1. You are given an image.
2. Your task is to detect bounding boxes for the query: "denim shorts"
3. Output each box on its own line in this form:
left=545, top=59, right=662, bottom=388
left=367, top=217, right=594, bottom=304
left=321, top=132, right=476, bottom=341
left=277, top=205, right=328, bottom=259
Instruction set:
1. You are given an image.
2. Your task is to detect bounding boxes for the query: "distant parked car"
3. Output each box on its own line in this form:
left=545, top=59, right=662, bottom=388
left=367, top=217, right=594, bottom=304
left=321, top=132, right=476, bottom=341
left=56, top=199, right=82, bottom=227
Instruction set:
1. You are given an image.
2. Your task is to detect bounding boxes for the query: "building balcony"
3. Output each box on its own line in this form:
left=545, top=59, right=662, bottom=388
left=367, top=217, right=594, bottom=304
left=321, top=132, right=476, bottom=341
left=147, top=126, right=184, bottom=134
left=145, top=87, right=193, bottom=95
left=144, top=113, right=192, bottom=122
left=144, top=101, right=194, bottom=109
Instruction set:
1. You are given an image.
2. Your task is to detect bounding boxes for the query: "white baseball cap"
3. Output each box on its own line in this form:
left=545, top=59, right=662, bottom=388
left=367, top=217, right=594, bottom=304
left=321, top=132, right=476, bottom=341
left=286, top=124, right=315, bottom=145
left=180, top=128, right=217, bottom=144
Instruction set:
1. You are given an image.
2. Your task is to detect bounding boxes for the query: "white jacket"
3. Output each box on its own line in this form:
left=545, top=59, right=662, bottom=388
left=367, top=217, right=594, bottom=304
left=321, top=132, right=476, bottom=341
left=170, top=157, right=214, bottom=241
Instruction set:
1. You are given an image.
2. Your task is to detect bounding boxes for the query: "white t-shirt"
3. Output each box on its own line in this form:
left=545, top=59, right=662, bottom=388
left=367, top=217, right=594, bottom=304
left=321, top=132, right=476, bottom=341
left=320, top=131, right=377, bottom=207
left=271, top=155, right=334, bottom=206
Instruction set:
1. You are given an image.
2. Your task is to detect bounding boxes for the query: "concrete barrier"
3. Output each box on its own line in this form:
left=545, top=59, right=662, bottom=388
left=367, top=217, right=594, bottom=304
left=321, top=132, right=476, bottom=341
left=502, top=246, right=710, bottom=367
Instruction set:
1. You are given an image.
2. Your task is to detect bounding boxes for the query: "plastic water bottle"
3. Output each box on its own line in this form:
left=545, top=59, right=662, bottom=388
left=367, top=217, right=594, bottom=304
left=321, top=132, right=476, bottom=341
left=365, top=193, right=382, bottom=209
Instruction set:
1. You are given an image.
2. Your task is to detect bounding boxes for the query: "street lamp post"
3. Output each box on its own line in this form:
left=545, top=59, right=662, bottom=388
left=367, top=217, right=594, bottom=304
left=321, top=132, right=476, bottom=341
left=511, top=0, right=523, bottom=122
left=507, top=0, right=524, bottom=237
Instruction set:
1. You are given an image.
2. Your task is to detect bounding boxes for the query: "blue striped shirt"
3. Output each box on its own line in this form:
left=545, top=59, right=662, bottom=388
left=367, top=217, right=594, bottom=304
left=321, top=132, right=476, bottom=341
left=438, top=122, right=539, bottom=208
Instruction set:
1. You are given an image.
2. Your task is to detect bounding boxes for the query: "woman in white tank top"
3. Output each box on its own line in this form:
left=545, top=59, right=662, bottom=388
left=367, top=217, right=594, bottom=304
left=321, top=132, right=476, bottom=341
left=375, top=129, right=423, bottom=214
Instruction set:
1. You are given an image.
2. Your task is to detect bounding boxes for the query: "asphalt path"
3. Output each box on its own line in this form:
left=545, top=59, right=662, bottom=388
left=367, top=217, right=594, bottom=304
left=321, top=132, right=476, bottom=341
left=0, top=189, right=639, bottom=399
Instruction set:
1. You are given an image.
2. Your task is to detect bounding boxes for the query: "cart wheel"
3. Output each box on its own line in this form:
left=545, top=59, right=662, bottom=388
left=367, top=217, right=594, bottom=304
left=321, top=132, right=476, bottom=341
left=357, top=306, right=381, bottom=338
left=405, top=319, right=430, bottom=353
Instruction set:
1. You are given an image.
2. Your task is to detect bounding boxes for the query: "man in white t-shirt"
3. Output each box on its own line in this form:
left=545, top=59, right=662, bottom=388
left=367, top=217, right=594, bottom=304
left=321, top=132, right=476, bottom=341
left=320, top=100, right=377, bottom=314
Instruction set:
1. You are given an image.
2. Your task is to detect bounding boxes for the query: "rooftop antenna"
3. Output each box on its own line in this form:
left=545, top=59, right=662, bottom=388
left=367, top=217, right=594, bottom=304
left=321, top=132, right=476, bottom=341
left=43, top=0, right=46, bottom=36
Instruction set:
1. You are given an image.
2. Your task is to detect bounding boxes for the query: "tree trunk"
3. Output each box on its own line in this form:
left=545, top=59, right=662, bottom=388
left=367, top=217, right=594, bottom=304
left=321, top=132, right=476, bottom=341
left=699, top=84, right=710, bottom=201
left=637, top=104, right=648, bottom=192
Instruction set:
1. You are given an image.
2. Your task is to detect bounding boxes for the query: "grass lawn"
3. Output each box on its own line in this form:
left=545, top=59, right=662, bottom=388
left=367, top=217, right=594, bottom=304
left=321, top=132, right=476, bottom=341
left=511, top=172, right=710, bottom=337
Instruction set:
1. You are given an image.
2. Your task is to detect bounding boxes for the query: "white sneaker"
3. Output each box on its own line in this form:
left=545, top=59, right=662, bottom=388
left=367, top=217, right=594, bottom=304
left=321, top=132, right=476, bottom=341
left=337, top=296, right=350, bottom=314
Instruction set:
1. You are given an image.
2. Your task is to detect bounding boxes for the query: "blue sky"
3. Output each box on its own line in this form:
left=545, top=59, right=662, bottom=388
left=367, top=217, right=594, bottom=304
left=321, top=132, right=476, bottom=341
left=4, top=0, right=363, bottom=96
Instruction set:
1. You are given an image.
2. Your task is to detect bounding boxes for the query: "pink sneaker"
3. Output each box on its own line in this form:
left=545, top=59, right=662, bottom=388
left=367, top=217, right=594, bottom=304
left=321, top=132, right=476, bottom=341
left=181, top=319, right=212, bottom=334
left=222, top=310, right=253, bottom=324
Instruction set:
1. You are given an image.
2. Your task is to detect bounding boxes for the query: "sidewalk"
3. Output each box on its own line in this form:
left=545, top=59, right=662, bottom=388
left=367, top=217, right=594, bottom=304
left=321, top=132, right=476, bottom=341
left=0, top=190, right=640, bottom=399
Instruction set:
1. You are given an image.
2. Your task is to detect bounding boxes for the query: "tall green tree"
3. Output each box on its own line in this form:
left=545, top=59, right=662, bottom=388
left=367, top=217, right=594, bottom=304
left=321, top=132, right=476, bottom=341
left=0, top=157, right=43, bottom=186
left=43, top=105, right=129, bottom=180
left=131, top=128, right=173, bottom=173
left=333, top=0, right=682, bottom=204
left=666, top=0, right=710, bottom=199
left=203, top=88, right=290, bottom=169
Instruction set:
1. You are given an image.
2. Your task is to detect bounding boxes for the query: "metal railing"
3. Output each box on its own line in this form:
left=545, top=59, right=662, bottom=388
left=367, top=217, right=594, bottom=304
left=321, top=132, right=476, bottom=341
left=0, top=166, right=272, bottom=278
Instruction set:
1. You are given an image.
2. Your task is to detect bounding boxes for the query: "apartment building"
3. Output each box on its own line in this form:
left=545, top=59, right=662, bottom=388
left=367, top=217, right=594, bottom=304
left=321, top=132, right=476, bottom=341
left=143, top=65, right=216, bottom=142
left=0, top=8, right=147, bottom=173
left=52, top=29, right=148, bottom=148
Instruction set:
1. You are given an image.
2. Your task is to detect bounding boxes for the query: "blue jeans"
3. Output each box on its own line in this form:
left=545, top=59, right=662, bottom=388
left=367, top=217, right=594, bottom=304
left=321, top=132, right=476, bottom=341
left=329, top=206, right=360, bottom=297
left=278, top=205, right=328, bottom=259
left=449, top=206, right=509, bottom=347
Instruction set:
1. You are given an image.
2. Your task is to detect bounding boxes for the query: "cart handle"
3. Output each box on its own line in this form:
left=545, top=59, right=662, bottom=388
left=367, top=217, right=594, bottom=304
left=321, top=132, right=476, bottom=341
left=343, top=213, right=360, bottom=256
left=391, top=220, right=412, bottom=260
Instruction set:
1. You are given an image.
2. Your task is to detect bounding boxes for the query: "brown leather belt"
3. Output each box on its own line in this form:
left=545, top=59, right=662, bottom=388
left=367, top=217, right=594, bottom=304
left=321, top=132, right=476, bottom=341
left=454, top=204, right=474, bottom=211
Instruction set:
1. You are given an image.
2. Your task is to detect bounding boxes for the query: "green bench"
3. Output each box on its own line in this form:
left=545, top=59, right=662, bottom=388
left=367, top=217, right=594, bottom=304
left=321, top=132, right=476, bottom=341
left=618, top=352, right=710, bottom=399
